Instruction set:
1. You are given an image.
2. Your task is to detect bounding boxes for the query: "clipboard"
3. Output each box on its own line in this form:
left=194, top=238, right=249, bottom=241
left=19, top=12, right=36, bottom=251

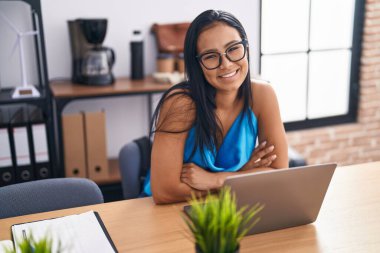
left=11, top=211, right=118, bottom=253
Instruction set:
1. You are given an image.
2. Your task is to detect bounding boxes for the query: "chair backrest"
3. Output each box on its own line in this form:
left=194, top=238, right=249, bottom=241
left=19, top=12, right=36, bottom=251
left=0, top=178, right=104, bottom=219
left=118, top=136, right=151, bottom=199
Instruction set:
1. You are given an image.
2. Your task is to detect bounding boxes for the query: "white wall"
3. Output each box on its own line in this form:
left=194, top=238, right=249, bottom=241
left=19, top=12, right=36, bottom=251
left=2, top=0, right=260, bottom=157
left=41, top=0, right=260, bottom=79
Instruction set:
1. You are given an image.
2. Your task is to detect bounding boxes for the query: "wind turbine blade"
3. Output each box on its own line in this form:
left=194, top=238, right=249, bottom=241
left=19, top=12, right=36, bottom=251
left=0, top=10, right=21, bottom=34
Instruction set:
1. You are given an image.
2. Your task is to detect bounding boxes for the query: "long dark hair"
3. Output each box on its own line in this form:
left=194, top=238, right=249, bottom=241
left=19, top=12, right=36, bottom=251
left=151, top=10, right=253, bottom=160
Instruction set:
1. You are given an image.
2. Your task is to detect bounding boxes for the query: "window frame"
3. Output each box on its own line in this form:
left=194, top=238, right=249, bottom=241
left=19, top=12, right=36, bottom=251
left=258, top=0, right=366, bottom=131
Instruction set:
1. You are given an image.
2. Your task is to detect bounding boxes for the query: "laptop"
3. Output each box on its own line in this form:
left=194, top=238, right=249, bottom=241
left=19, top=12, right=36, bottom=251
left=184, top=163, right=337, bottom=235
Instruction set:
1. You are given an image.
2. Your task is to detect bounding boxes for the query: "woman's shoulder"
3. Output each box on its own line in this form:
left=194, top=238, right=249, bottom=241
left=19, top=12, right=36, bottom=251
left=163, top=84, right=194, bottom=110
left=250, top=78, right=278, bottom=116
left=250, top=78, right=273, bottom=93
left=156, top=84, right=196, bottom=132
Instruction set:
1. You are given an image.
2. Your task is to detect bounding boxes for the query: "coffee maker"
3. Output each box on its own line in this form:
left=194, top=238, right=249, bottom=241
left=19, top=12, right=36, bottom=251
left=68, top=19, right=115, bottom=85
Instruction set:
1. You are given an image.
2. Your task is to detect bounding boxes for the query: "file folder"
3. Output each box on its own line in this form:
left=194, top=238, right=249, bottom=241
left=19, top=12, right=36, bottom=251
left=84, top=111, right=109, bottom=181
left=27, top=106, right=51, bottom=179
left=62, top=113, right=87, bottom=178
left=0, top=108, right=15, bottom=186
left=9, top=107, right=34, bottom=183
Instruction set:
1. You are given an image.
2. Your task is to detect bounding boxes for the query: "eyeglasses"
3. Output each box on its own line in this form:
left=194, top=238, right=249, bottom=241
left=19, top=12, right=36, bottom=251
left=196, top=40, right=248, bottom=70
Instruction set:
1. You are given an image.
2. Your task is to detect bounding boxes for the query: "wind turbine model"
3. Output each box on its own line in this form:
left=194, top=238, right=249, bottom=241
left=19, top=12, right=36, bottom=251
left=0, top=10, right=40, bottom=98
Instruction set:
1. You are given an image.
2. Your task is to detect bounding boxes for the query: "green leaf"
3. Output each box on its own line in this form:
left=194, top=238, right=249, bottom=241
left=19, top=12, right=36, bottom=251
left=182, top=186, right=264, bottom=253
left=6, top=232, right=66, bottom=253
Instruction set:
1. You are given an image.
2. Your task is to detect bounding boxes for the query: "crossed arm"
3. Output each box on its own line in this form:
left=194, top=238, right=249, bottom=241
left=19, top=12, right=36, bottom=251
left=180, top=141, right=279, bottom=191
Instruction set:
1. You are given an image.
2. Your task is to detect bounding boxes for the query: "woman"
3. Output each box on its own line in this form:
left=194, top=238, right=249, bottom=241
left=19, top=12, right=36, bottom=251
left=145, top=10, right=288, bottom=204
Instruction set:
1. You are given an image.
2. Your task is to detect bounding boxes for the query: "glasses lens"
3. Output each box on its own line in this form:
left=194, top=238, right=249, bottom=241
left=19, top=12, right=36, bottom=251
left=226, top=43, right=246, bottom=62
left=200, top=52, right=220, bottom=69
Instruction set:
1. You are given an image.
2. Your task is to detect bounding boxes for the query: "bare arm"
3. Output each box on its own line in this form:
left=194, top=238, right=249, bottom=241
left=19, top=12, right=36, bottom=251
left=151, top=132, right=207, bottom=204
left=181, top=142, right=277, bottom=190
left=253, top=80, right=288, bottom=169
left=150, top=92, right=205, bottom=204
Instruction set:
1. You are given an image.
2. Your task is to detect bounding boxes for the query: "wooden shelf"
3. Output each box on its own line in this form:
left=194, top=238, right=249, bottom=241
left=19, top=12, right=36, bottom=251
left=50, top=77, right=172, bottom=98
left=0, top=88, right=47, bottom=105
left=51, top=77, right=166, bottom=188
left=93, top=158, right=121, bottom=185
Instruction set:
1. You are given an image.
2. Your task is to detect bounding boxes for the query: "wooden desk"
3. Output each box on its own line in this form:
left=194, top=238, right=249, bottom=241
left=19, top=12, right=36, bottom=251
left=50, top=78, right=172, bottom=186
left=1, top=162, right=380, bottom=252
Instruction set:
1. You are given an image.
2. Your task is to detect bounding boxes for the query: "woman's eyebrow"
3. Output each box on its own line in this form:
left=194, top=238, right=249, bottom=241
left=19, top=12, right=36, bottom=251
left=199, top=39, right=241, bottom=55
left=224, top=39, right=240, bottom=48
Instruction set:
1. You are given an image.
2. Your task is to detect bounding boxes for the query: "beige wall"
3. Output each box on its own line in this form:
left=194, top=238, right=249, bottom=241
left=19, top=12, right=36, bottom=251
left=287, top=0, right=380, bottom=166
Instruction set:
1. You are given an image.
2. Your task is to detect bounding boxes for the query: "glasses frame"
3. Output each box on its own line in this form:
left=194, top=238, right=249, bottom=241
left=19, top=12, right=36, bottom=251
left=196, top=39, right=249, bottom=70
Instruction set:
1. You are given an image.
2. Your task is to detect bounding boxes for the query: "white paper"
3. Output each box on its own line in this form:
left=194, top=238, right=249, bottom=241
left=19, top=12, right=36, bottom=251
left=12, top=211, right=115, bottom=253
left=0, top=240, right=14, bottom=253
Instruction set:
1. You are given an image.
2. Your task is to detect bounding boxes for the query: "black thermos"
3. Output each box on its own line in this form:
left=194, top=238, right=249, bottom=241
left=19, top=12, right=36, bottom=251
left=130, top=30, right=144, bottom=80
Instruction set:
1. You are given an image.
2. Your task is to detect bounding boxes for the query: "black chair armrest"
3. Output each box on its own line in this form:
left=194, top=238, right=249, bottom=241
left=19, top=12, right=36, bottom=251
left=288, top=146, right=307, bottom=167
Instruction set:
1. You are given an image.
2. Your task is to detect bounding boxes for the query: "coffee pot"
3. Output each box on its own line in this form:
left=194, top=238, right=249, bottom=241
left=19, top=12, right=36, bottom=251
left=82, top=47, right=114, bottom=77
left=68, top=19, right=115, bottom=86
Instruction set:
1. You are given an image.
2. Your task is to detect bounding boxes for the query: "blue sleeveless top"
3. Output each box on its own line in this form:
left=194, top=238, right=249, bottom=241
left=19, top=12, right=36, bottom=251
left=142, top=109, right=258, bottom=196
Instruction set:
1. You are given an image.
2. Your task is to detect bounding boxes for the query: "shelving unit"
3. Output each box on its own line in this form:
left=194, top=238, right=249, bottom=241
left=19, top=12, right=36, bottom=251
left=50, top=77, right=171, bottom=201
left=0, top=0, right=56, bottom=183
left=1, top=0, right=172, bottom=201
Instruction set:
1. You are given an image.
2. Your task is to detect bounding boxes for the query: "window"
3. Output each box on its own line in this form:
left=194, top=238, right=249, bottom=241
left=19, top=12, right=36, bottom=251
left=259, top=0, right=365, bottom=130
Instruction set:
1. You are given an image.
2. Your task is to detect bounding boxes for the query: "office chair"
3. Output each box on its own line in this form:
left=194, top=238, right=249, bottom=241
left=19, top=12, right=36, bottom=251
left=118, top=136, right=151, bottom=199
left=288, top=147, right=307, bottom=167
left=0, top=178, right=104, bottom=219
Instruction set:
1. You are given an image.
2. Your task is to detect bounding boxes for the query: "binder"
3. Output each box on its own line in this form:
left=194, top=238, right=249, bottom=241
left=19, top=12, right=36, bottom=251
left=62, top=113, right=87, bottom=178
left=27, top=106, right=51, bottom=179
left=84, top=111, right=109, bottom=181
left=9, top=106, right=34, bottom=183
left=0, top=108, right=15, bottom=186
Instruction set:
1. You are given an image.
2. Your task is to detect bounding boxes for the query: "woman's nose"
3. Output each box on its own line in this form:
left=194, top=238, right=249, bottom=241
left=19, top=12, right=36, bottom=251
left=219, top=53, right=233, bottom=69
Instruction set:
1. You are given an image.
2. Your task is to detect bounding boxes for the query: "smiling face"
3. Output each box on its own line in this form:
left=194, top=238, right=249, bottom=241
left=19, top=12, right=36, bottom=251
left=197, top=22, right=249, bottom=93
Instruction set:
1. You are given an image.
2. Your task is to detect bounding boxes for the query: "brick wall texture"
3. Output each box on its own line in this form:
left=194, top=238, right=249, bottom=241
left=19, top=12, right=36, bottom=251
left=286, top=0, right=380, bottom=166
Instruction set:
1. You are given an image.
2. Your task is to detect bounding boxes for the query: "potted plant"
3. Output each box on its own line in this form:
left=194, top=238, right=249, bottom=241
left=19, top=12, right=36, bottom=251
left=182, top=187, right=264, bottom=253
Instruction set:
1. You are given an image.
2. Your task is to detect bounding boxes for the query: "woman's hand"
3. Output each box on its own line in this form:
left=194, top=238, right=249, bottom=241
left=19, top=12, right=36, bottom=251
left=180, top=163, right=221, bottom=191
left=241, top=141, right=277, bottom=171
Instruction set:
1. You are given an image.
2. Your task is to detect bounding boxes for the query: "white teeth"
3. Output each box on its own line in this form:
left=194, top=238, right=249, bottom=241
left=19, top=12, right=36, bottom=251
left=220, top=70, right=237, bottom=78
